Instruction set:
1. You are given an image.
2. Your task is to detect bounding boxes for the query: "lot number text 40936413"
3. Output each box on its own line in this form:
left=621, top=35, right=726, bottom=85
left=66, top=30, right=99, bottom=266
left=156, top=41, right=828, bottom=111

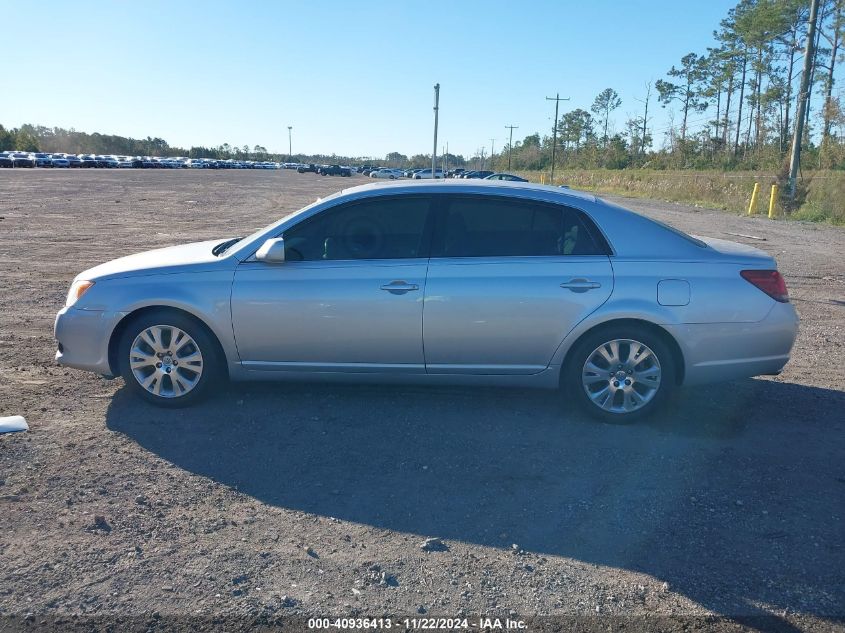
left=307, top=617, right=528, bottom=630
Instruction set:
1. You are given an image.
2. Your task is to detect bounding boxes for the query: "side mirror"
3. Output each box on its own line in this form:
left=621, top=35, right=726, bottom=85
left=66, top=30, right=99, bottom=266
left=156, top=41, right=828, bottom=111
left=255, top=237, right=285, bottom=263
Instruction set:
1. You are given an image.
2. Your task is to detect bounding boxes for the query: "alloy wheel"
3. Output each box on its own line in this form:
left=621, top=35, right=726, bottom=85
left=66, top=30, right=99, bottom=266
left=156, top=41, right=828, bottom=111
left=128, top=325, right=204, bottom=398
left=581, top=338, right=662, bottom=414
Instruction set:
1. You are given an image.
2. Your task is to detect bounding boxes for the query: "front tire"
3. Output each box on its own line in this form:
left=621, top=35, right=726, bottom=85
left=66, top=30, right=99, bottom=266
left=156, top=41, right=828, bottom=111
left=118, top=310, right=222, bottom=407
left=565, top=325, right=676, bottom=423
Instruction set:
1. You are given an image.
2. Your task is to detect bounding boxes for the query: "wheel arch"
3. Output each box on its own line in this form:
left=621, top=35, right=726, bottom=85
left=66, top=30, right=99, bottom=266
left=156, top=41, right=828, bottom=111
left=107, top=305, right=229, bottom=379
left=558, top=318, right=685, bottom=386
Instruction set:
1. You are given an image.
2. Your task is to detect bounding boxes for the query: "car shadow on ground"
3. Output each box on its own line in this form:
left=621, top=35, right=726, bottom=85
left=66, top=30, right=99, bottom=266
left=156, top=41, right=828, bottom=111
left=106, top=378, right=845, bottom=630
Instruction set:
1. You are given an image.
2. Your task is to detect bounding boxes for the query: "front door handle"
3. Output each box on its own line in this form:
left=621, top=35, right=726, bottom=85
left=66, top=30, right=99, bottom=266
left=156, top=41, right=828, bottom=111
left=380, top=280, right=419, bottom=295
left=560, top=278, right=602, bottom=293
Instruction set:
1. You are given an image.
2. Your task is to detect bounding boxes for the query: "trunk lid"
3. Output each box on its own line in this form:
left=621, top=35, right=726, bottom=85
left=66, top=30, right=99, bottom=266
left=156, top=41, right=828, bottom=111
left=693, top=235, right=776, bottom=267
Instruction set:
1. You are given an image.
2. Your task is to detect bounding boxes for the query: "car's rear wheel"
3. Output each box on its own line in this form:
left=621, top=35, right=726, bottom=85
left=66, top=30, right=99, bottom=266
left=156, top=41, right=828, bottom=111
left=118, top=311, right=221, bottom=407
left=566, top=326, right=675, bottom=423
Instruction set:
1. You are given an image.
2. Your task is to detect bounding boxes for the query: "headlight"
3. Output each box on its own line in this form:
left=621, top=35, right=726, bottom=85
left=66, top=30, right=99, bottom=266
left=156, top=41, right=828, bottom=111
left=66, top=280, right=94, bottom=307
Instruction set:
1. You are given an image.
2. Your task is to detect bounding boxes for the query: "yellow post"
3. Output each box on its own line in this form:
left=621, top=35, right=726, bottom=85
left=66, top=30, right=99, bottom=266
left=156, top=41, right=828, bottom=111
left=748, top=182, right=760, bottom=215
left=540, top=174, right=546, bottom=185
left=768, top=184, right=778, bottom=219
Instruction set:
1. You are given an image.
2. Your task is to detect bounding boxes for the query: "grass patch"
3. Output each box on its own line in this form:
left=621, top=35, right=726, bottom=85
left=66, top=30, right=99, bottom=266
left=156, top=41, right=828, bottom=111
left=517, top=169, right=845, bottom=225
left=795, top=174, right=845, bottom=225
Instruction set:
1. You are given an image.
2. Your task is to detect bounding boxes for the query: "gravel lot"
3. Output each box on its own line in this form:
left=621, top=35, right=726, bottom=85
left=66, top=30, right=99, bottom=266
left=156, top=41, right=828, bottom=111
left=0, top=169, right=843, bottom=632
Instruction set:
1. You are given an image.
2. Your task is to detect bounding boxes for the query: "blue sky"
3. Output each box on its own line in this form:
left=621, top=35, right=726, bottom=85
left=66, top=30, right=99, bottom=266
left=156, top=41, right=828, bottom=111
left=4, top=0, right=738, bottom=158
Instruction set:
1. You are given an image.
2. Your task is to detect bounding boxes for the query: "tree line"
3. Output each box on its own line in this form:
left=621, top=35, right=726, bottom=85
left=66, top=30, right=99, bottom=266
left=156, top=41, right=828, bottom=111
left=0, top=124, right=279, bottom=162
left=0, top=123, right=473, bottom=167
left=497, top=0, right=844, bottom=173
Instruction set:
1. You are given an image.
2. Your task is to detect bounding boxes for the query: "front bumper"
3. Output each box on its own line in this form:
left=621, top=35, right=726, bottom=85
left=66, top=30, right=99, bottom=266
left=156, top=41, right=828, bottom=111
left=54, top=307, right=123, bottom=377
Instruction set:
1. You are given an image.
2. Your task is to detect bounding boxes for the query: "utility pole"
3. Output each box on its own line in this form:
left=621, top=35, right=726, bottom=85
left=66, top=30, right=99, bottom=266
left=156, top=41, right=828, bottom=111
left=287, top=126, right=292, bottom=161
left=444, top=141, right=449, bottom=176
left=788, top=0, right=820, bottom=200
left=432, top=84, right=440, bottom=178
left=489, top=139, right=496, bottom=170
left=545, top=93, right=570, bottom=183
left=505, top=125, right=519, bottom=170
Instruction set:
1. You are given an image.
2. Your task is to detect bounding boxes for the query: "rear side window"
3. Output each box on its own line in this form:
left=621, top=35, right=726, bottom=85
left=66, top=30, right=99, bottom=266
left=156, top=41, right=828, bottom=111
left=283, top=196, right=432, bottom=261
left=434, top=196, right=606, bottom=258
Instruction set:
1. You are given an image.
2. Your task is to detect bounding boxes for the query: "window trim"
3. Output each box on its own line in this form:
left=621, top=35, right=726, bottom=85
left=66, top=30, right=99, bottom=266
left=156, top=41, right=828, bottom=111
left=428, top=194, right=612, bottom=259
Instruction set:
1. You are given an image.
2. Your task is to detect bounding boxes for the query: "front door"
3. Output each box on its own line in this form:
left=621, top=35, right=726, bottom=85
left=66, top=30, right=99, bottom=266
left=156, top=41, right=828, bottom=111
left=231, top=195, right=434, bottom=373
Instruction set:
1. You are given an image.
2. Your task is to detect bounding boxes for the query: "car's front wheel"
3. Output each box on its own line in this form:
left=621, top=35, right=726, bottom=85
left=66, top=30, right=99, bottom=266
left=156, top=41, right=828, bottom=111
left=566, top=326, right=675, bottom=423
left=118, top=311, right=222, bottom=407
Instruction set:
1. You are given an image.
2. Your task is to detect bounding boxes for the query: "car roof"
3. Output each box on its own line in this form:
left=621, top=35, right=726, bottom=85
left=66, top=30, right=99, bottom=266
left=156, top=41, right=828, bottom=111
left=339, top=177, right=597, bottom=203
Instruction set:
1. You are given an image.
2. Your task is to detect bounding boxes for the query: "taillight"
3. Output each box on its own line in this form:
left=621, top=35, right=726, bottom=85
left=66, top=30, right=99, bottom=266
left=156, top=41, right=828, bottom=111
left=740, top=270, right=789, bottom=303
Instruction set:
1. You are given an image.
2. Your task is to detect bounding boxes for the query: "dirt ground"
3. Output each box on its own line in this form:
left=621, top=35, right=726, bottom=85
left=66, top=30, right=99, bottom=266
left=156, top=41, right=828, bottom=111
left=0, top=169, right=843, bottom=632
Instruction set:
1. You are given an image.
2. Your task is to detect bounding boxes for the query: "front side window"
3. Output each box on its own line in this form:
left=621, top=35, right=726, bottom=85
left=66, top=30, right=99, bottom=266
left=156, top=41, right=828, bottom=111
left=283, top=196, right=432, bottom=261
left=436, top=196, right=605, bottom=258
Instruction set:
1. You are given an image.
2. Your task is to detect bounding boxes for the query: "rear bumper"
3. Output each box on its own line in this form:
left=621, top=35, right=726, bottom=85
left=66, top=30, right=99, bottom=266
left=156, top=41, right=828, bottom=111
left=54, top=307, right=123, bottom=377
left=665, top=301, right=799, bottom=386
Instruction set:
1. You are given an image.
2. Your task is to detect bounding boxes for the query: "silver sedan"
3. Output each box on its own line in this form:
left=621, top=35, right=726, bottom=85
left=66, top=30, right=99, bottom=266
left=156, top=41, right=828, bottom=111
left=55, top=180, right=799, bottom=422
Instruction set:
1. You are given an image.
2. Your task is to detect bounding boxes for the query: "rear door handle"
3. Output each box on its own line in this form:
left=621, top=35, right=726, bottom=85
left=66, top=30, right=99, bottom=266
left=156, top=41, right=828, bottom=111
left=380, top=280, right=419, bottom=294
left=560, top=278, right=602, bottom=292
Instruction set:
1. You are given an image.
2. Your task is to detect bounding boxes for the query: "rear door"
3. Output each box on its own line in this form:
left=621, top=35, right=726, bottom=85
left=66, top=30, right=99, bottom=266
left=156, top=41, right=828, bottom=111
left=423, top=195, right=613, bottom=374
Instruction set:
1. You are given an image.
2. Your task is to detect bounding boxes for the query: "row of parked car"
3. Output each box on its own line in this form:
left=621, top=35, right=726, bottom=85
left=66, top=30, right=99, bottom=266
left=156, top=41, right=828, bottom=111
left=358, top=166, right=528, bottom=182
left=0, top=151, right=291, bottom=169
left=0, top=152, right=530, bottom=183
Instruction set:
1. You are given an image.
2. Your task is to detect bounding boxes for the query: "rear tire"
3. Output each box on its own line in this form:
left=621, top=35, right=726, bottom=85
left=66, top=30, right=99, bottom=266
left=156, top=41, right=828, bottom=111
left=118, top=310, right=222, bottom=408
left=565, top=325, right=676, bottom=424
